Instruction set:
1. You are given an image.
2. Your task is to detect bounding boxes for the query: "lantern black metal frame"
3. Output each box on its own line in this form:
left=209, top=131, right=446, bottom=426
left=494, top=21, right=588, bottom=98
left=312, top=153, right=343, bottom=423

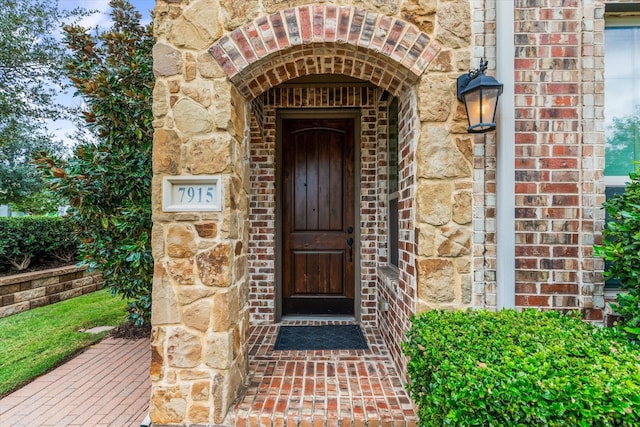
left=456, top=59, right=504, bottom=133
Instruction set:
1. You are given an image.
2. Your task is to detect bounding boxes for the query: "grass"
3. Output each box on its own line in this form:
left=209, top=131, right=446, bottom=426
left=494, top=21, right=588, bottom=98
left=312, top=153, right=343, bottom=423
left=0, top=288, right=129, bottom=397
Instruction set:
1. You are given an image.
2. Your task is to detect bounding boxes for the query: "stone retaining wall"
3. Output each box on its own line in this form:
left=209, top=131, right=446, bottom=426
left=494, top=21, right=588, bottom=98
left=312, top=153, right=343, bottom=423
left=0, top=265, right=103, bottom=318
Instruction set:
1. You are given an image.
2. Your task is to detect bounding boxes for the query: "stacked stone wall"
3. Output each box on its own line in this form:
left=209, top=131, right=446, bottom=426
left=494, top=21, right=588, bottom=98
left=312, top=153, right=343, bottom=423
left=0, top=265, right=103, bottom=318
left=152, top=1, right=251, bottom=424
left=410, top=0, right=477, bottom=315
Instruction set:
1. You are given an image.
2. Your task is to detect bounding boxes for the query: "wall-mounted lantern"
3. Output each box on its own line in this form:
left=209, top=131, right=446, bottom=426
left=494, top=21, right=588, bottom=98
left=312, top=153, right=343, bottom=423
left=457, top=59, right=503, bottom=133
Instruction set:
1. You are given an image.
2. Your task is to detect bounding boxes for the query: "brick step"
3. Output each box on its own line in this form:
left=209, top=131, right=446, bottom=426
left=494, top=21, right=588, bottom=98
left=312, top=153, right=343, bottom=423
left=229, top=405, right=418, bottom=427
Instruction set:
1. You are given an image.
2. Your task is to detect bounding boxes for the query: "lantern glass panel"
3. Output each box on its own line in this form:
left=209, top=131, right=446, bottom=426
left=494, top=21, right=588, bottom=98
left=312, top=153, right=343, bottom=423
left=463, top=89, right=481, bottom=128
left=463, top=87, right=500, bottom=132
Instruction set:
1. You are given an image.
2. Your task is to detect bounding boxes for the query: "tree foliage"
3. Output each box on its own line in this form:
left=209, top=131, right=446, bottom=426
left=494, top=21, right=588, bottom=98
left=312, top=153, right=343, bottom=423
left=0, top=118, right=64, bottom=212
left=37, top=0, right=154, bottom=325
left=0, top=0, right=75, bottom=210
left=596, top=108, right=640, bottom=342
left=0, top=0, right=68, bottom=121
left=605, top=110, right=640, bottom=177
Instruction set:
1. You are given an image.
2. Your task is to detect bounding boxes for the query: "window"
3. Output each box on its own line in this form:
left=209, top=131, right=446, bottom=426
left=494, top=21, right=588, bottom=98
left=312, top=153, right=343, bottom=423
left=605, top=19, right=640, bottom=182
left=604, top=18, right=640, bottom=288
left=388, top=98, right=399, bottom=267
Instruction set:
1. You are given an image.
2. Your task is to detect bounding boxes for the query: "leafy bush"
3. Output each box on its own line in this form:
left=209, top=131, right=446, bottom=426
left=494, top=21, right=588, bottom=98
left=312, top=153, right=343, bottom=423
left=403, top=309, right=640, bottom=427
left=594, top=168, right=640, bottom=340
left=0, top=217, right=78, bottom=271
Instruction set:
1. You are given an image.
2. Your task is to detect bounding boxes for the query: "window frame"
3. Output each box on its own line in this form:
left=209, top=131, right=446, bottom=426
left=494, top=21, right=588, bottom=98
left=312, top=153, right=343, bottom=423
left=604, top=16, right=640, bottom=189
left=603, top=16, right=640, bottom=290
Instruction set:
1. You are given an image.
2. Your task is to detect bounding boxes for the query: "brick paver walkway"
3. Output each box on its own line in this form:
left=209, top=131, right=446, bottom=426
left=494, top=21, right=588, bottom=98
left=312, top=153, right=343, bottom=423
left=0, top=338, right=150, bottom=427
left=226, top=320, right=418, bottom=426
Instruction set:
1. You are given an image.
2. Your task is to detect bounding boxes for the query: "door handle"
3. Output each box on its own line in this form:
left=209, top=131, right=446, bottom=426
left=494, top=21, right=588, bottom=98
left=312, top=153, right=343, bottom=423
left=346, top=237, right=354, bottom=262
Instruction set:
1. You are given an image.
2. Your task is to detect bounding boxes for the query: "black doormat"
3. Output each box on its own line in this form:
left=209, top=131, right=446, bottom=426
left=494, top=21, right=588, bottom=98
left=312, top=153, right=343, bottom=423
left=273, top=325, right=369, bottom=351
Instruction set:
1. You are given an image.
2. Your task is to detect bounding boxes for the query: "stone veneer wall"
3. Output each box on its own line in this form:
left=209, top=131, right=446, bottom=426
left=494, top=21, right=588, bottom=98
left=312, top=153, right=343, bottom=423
left=152, top=0, right=482, bottom=423
left=151, top=0, right=251, bottom=423
left=0, top=265, right=103, bottom=318
left=150, top=0, right=617, bottom=421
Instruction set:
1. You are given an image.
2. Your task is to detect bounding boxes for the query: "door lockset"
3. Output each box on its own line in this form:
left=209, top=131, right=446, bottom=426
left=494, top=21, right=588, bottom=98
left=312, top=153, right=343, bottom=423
left=346, top=237, right=354, bottom=262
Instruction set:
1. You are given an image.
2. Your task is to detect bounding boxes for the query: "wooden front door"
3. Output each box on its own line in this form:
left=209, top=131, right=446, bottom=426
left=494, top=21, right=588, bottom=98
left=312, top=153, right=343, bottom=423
left=282, top=117, right=356, bottom=315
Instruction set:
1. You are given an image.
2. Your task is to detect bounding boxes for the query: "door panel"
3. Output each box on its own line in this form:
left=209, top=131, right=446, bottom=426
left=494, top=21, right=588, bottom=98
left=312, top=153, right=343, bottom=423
left=292, top=251, right=344, bottom=295
left=282, top=118, right=355, bottom=315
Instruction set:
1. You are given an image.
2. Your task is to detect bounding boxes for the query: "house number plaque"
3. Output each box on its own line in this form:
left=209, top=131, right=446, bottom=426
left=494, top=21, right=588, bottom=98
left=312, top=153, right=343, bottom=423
left=162, top=176, right=222, bottom=212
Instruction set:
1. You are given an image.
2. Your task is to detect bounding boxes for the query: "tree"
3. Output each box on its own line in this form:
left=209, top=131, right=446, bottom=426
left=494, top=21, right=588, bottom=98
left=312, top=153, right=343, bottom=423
left=38, top=0, right=154, bottom=325
left=0, top=0, right=74, bottom=210
left=594, top=168, right=640, bottom=342
left=594, top=111, right=640, bottom=341
left=0, top=119, right=64, bottom=214
left=596, top=111, right=640, bottom=342
left=0, top=0, right=68, bottom=122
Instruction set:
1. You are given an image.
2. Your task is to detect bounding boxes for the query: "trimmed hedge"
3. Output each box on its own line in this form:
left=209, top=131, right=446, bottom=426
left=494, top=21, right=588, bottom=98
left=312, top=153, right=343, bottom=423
left=403, top=309, right=640, bottom=427
left=0, top=217, right=78, bottom=271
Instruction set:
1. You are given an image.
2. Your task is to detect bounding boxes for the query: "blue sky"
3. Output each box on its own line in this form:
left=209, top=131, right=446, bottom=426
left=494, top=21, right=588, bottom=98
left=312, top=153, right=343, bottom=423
left=48, top=0, right=156, bottom=146
left=58, top=0, right=155, bottom=27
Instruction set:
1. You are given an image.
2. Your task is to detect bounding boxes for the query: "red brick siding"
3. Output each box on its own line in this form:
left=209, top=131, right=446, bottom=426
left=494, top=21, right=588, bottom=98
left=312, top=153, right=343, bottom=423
left=377, top=92, right=419, bottom=377
left=217, top=4, right=433, bottom=375
left=513, top=0, right=604, bottom=319
left=247, top=85, right=390, bottom=325
left=246, top=83, right=420, bottom=375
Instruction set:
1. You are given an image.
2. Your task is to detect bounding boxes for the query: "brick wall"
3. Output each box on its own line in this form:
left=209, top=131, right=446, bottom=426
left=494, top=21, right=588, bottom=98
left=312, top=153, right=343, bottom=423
left=247, top=85, right=388, bottom=325
left=246, top=83, right=423, bottom=376
left=378, top=91, right=421, bottom=375
left=512, top=0, right=604, bottom=319
left=209, top=4, right=439, bottom=100
left=246, top=83, right=421, bottom=374
left=0, top=265, right=104, bottom=318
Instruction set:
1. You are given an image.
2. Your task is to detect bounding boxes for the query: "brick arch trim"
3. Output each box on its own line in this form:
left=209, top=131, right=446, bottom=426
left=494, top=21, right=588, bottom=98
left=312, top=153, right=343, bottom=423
left=209, top=5, right=440, bottom=99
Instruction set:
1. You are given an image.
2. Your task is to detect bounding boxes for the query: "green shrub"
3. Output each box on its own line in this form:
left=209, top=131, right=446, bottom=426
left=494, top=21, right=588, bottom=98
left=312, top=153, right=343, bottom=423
left=0, top=217, right=78, bottom=271
left=403, top=309, right=640, bottom=427
left=594, top=168, right=640, bottom=340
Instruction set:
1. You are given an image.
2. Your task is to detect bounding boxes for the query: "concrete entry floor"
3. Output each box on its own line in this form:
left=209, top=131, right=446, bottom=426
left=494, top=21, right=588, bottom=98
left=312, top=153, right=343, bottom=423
left=226, top=320, right=418, bottom=426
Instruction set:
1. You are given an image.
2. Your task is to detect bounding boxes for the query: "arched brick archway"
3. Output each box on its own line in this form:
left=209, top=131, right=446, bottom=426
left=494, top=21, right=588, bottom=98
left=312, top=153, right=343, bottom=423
left=205, top=3, right=439, bottom=376
left=209, top=5, right=440, bottom=99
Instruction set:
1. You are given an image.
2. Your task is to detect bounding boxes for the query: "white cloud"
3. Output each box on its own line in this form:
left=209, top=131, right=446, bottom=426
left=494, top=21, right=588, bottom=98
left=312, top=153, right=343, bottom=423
left=58, top=0, right=155, bottom=29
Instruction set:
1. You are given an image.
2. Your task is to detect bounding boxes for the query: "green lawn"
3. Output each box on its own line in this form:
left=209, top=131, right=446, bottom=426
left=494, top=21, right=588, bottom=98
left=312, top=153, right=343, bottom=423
left=0, top=289, right=129, bottom=397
